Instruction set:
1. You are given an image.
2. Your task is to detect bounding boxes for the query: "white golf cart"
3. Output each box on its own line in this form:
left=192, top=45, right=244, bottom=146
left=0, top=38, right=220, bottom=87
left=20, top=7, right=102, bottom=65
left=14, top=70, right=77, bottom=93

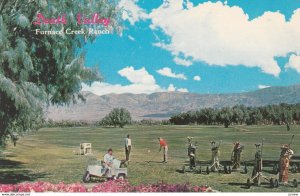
left=83, top=159, right=127, bottom=182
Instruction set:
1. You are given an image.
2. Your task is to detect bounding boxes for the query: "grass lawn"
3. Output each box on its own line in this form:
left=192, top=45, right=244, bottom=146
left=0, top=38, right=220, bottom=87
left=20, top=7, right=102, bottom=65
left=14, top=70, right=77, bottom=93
left=0, top=125, right=300, bottom=192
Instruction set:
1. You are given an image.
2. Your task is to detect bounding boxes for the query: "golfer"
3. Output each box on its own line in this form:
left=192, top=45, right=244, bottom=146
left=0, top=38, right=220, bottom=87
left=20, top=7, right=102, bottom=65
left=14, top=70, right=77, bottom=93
left=158, top=137, right=168, bottom=163
left=125, top=134, right=132, bottom=161
left=103, top=148, right=116, bottom=178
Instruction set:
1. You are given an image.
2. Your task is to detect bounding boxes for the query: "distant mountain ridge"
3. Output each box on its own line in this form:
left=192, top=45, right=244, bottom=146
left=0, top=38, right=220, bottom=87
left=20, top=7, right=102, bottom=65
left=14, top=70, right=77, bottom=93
left=47, top=84, right=300, bottom=121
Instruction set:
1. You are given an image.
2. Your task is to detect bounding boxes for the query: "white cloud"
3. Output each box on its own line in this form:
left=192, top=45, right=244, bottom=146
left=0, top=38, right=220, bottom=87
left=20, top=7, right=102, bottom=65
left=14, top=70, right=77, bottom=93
left=119, top=0, right=148, bottom=25
left=156, top=67, right=187, bottom=80
left=286, top=54, right=300, bottom=73
left=258, top=85, right=271, bottom=89
left=82, top=66, right=188, bottom=95
left=178, top=88, right=189, bottom=92
left=118, top=66, right=156, bottom=85
left=149, top=0, right=300, bottom=76
left=128, top=35, right=135, bottom=41
left=167, top=84, right=176, bottom=92
left=193, top=75, right=201, bottom=81
left=173, top=56, right=193, bottom=66
left=167, top=84, right=189, bottom=92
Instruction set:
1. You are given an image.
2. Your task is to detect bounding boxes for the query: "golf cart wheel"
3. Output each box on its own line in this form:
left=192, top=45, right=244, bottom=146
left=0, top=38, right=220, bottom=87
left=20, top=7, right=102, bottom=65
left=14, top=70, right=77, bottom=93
left=292, top=179, right=298, bottom=188
left=274, top=179, right=279, bottom=188
left=246, top=178, right=251, bottom=189
left=117, top=173, right=126, bottom=180
left=270, top=178, right=274, bottom=188
left=182, top=166, right=186, bottom=173
left=224, top=165, right=228, bottom=174
left=256, top=176, right=261, bottom=187
left=228, top=166, right=232, bottom=174
left=244, top=165, right=248, bottom=174
left=251, top=168, right=257, bottom=177
left=83, top=171, right=91, bottom=183
left=197, top=166, right=202, bottom=174
left=272, top=163, right=279, bottom=174
left=291, top=164, right=298, bottom=173
left=206, top=166, right=210, bottom=174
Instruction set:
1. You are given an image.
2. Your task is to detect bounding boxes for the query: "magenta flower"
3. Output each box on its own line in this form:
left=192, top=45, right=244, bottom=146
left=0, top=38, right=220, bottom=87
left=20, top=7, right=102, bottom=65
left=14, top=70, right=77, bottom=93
left=0, top=180, right=213, bottom=192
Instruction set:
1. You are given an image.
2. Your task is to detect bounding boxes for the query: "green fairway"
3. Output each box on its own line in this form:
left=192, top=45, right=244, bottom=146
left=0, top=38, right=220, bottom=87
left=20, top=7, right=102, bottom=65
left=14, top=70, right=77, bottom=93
left=1, top=125, right=300, bottom=192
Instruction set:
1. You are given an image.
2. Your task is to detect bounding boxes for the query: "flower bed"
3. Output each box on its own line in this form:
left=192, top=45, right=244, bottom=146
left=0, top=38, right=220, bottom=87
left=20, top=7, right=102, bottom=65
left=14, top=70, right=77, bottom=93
left=0, top=180, right=214, bottom=192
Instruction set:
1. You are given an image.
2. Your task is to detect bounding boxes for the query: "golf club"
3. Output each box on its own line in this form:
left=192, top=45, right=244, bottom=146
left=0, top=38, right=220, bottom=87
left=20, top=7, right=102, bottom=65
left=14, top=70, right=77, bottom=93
left=288, top=135, right=295, bottom=148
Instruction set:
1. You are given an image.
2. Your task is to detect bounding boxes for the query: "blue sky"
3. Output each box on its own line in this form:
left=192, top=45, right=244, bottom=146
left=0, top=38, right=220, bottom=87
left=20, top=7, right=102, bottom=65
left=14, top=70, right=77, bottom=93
left=82, top=0, right=300, bottom=95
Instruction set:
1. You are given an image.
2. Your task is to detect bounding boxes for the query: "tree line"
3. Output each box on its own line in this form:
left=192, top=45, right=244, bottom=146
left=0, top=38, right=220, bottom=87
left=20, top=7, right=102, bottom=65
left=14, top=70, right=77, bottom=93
left=43, top=103, right=300, bottom=129
left=169, top=103, right=300, bottom=128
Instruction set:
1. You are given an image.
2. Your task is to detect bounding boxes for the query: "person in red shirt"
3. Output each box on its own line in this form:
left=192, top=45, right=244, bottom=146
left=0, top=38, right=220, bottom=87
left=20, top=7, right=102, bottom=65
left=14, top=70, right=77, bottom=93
left=158, top=137, right=168, bottom=163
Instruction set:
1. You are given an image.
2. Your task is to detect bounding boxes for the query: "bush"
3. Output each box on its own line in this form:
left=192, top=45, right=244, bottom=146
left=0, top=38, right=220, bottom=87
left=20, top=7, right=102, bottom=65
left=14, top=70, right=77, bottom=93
left=101, top=108, right=132, bottom=128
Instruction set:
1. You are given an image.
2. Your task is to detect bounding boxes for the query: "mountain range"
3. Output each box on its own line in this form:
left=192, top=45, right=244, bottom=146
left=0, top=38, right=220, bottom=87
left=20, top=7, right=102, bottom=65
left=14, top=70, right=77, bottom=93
left=47, top=84, right=300, bottom=121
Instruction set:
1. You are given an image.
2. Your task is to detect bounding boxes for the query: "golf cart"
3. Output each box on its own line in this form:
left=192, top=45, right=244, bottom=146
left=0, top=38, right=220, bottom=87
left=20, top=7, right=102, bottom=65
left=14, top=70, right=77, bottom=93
left=205, top=140, right=233, bottom=174
left=181, top=137, right=202, bottom=174
left=83, top=159, right=128, bottom=182
left=181, top=139, right=232, bottom=175
left=272, top=135, right=300, bottom=174
left=230, top=141, right=247, bottom=173
left=272, top=154, right=300, bottom=174
left=246, top=141, right=277, bottom=188
left=246, top=139, right=298, bottom=189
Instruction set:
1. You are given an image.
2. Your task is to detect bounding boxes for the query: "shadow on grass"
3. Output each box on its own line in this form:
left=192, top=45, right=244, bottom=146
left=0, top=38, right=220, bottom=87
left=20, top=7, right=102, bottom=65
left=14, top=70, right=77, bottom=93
left=226, top=182, right=251, bottom=189
left=226, top=182, right=274, bottom=190
left=0, top=159, right=23, bottom=169
left=145, top=161, right=165, bottom=164
left=0, top=159, right=48, bottom=184
left=0, top=170, right=48, bottom=184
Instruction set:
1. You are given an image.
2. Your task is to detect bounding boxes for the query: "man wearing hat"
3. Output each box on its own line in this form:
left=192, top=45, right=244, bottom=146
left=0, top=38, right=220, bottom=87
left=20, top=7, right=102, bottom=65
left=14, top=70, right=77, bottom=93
left=158, top=137, right=168, bottom=163
left=279, top=144, right=294, bottom=184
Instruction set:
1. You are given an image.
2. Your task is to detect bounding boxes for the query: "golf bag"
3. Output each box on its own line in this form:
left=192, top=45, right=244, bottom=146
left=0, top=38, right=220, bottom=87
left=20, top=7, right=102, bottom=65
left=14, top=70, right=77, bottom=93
left=210, top=141, right=221, bottom=172
left=187, top=137, right=196, bottom=168
left=252, top=144, right=262, bottom=182
left=231, top=143, right=244, bottom=170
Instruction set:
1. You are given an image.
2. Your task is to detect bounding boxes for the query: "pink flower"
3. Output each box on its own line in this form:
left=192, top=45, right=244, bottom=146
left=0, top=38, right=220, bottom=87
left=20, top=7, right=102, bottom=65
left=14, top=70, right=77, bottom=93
left=0, top=180, right=213, bottom=192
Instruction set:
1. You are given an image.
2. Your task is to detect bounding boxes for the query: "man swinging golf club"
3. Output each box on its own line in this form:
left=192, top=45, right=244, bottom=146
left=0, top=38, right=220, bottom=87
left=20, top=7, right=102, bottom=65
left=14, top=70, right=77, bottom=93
left=158, top=137, right=168, bottom=163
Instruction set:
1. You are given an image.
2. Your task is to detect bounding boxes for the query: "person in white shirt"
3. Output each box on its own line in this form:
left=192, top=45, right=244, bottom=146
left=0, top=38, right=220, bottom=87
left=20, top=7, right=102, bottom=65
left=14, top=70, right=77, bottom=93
left=103, top=148, right=116, bottom=177
left=125, top=134, right=132, bottom=161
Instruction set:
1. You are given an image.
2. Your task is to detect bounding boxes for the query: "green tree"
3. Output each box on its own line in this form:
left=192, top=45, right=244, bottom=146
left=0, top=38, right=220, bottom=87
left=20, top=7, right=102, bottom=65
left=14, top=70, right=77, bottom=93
left=102, top=108, right=132, bottom=128
left=200, top=108, right=216, bottom=125
left=232, top=105, right=245, bottom=124
left=0, top=0, right=121, bottom=145
left=246, top=108, right=263, bottom=125
left=217, top=107, right=233, bottom=128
